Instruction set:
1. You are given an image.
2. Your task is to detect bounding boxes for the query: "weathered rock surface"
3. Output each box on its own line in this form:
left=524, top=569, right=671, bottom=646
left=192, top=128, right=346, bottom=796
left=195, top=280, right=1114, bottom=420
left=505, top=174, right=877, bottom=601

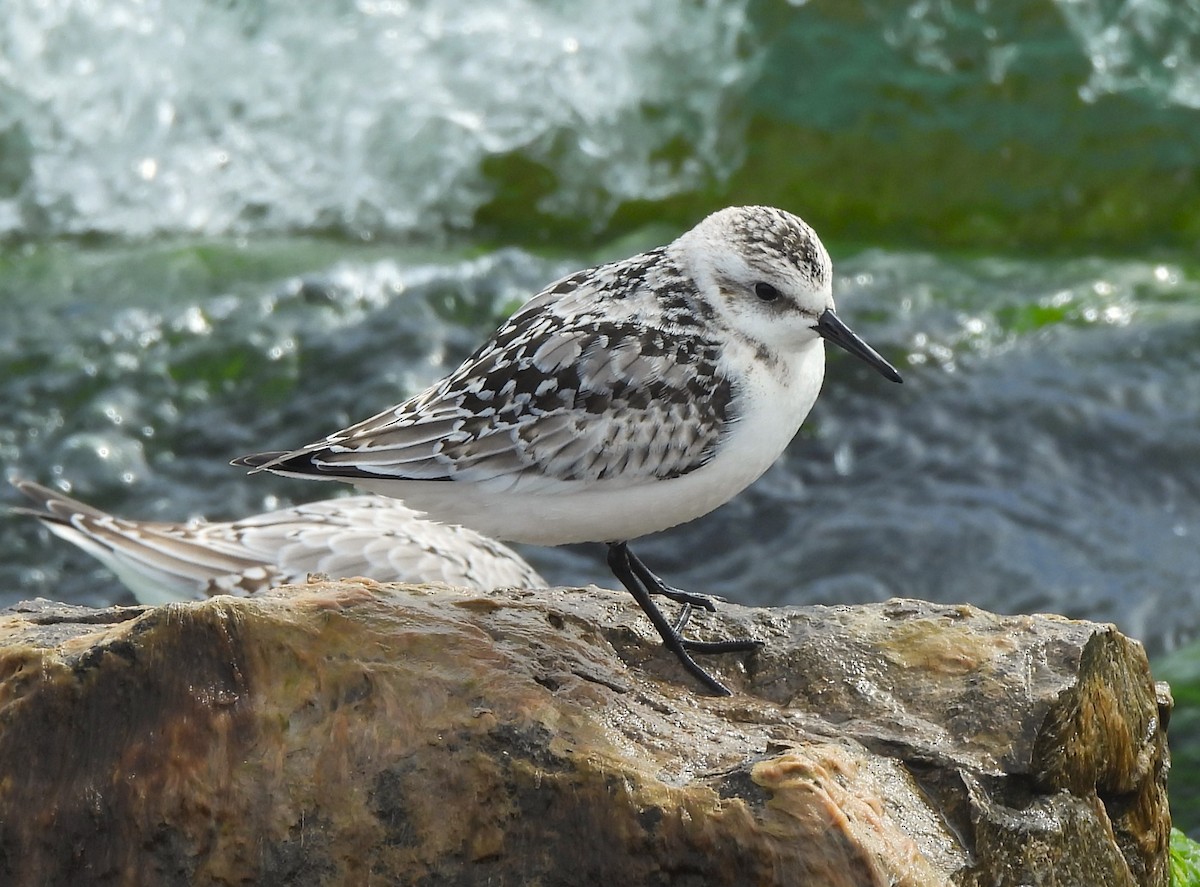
left=0, top=581, right=1172, bottom=886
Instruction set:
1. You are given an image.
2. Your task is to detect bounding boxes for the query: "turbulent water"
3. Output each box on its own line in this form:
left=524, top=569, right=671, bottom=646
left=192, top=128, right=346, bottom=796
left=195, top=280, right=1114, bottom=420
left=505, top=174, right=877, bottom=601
left=0, top=0, right=752, bottom=241
left=3, top=0, right=1200, bottom=821
left=4, top=238, right=1197, bottom=652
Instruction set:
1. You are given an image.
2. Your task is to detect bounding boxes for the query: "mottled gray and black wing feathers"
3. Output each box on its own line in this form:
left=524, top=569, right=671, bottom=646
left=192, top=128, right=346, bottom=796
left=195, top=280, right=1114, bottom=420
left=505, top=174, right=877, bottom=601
left=255, top=276, right=736, bottom=490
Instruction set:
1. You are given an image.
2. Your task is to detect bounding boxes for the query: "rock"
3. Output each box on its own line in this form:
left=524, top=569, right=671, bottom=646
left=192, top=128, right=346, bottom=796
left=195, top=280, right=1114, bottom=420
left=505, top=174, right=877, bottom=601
left=0, top=582, right=1171, bottom=886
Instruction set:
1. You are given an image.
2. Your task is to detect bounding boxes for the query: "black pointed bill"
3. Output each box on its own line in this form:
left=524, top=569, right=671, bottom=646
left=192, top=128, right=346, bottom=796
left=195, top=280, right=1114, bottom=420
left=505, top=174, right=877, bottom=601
left=815, top=309, right=903, bottom=383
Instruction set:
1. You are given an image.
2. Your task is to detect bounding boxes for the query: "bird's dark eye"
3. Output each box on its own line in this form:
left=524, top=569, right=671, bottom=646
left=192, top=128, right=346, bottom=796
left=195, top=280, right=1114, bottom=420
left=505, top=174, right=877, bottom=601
left=754, top=282, right=781, bottom=302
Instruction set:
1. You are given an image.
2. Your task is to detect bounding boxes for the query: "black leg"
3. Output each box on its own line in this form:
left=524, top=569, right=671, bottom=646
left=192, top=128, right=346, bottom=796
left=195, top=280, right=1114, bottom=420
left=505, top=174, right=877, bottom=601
left=605, top=542, right=763, bottom=695
left=625, top=548, right=716, bottom=611
left=625, top=546, right=761, bottom=653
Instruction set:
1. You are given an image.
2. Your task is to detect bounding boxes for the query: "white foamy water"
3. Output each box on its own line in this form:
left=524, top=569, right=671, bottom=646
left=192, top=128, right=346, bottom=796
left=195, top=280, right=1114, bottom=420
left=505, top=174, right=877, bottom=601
left=0, top=0, right=754, bottom=240
left=1055, top=0, right=1200, bottom=106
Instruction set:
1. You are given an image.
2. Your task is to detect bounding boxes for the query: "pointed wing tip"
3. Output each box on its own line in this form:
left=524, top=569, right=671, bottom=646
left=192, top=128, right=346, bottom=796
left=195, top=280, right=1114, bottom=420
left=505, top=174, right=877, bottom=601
left=8, top=478, right=74, bottom=516
left=8, top=503, right=52, bottom=523
left=10, top=476, right=42, bottom=497
left=230, top=452, right=288, bottom=473
left=7, top=480, right=82, bottom=526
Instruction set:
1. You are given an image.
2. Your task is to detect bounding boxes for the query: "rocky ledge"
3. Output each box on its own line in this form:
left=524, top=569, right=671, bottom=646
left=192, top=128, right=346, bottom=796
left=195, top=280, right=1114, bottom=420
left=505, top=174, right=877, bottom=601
left=0, top=581, right=1173, bottom=886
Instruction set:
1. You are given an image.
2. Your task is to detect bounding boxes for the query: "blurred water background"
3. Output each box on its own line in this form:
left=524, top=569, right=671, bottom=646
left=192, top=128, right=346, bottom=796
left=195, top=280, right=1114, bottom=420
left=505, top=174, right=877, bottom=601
left=2, top=0, right=1199, bottom=829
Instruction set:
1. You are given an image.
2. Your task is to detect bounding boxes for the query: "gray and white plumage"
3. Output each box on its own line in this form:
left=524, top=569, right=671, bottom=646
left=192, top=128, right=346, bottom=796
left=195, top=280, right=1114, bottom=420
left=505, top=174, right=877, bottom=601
left=236, top=205, right=901, bottom=546
left=11, top=480, right=547, bottom=605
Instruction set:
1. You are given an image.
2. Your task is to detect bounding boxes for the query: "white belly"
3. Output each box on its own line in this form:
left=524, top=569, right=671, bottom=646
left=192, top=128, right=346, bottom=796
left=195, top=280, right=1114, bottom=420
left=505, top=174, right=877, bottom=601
left=352, top=342, right=828, bottom=545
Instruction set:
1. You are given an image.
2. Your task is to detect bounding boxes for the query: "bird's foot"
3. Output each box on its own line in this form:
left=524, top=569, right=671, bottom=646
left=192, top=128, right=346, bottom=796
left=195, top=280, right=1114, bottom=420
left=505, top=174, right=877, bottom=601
left=681, top=636, right=764, bottom=654
left=606, top=542, right=762, bottom=696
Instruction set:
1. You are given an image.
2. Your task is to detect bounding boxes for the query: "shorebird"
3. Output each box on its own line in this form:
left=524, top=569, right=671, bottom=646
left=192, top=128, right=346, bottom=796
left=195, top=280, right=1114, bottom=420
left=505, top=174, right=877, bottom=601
left=11, top=479, right=546, bottom=605
left=234, top=206, right=902, bottom=693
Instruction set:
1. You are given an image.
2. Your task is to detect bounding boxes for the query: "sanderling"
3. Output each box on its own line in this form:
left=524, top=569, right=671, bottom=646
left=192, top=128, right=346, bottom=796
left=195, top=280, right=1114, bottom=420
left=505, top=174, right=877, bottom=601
left=11, top=479, right=547, bottom=605
left=234, top=205, right=902, bottom=694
